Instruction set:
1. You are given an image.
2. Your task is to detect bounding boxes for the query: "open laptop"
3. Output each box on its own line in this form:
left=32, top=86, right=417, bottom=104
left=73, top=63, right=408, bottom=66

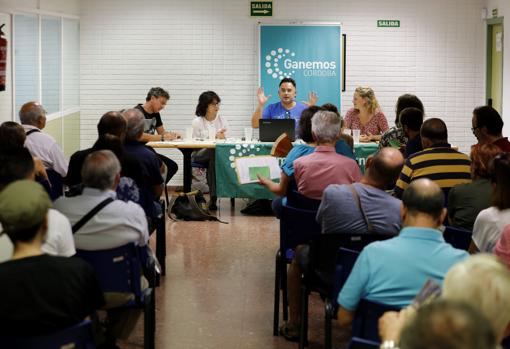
left=258, top=119, right=296, bottom=142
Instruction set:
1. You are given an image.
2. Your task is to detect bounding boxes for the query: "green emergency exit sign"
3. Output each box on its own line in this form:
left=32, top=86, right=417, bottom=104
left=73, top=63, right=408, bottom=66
left=251, top=1, right=272, bottom=17
left=377, top=20, right=400, bottom=28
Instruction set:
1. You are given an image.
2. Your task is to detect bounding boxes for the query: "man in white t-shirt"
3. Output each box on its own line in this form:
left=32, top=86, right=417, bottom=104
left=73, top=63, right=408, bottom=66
left=0, top=148, right=75, bottom=262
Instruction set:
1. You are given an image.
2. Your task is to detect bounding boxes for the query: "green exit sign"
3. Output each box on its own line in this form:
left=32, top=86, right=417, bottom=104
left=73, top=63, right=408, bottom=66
left=377, top=20, right=400, bottom=28
left=251, top=1, right=272, bottom=17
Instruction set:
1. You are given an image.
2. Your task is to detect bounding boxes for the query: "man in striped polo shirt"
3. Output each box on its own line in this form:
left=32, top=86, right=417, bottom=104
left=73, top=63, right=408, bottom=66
left=394, top=118, right=471, bottom=205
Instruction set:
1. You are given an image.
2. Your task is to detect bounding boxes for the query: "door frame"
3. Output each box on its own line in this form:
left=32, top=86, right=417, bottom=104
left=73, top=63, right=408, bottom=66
left=486, top=17, right=504, bottom=110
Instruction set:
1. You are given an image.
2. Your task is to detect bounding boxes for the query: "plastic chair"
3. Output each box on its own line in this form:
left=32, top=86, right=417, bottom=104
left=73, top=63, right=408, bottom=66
left=273, top=200, right=321, bottom=336
left=299, top=233, right=392, bottom=349
left=324, top=248, right=360, bottom=349
left=156, top=199, right=166, bottom=277
left=348, top=337, right=380, bottom=349
left=352, top=299, right=401, bottom=342
left=0, top=320, right=95, bottom=349
left=443, top=225, right=472, bottom=250
left=75, top=244, right=156, bottom=349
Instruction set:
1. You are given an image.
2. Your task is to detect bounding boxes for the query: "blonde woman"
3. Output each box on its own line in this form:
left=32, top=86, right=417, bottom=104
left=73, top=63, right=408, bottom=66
left=344, top=86, right=389, bottom=142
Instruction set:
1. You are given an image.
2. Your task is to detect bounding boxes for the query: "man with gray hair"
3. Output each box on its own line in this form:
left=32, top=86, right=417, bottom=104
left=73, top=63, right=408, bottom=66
left=123, top=108, right=164, bottom=220
left=20, top=101, right=68, bottom=198
left=293, top=110, right=361, bottom=200
left=54, top=150, right=148, bottom=249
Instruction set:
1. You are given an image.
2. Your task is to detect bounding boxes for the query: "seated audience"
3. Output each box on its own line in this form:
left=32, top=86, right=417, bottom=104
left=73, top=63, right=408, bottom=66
left=19, top=101, right=68, bottom=198
left=471, top=152, right=510, bottom=252
left=399, top=300, right=496, bottom=349
left=379, top=254, right=510, bottom=347
left=322, top=103, right=354, bottom=150
left=293, top=110, right=361, bottom=200
left=448, top=143, right=501, bottom=231
left=344, top=86, right=388, bottom=142
left=472, top=105, right=510, bottom=151
left=0, top=180, right=103, bottom=336
left=0, top=120, right=48, bottom=183
left=278, top=148, right=404, bottom=341
left=191, top=91, right=228, bottom=210
left=316, top=147, right=403, bottom=235
left=122, top=108, right=164, bottom=221
left=379, top=94, right=425, bottom=149
left=399, top=107, right=424, bottom=158
left=495, top=225, right=510, bottom=269
left=65, top=111, right=147, bottom=212
left=394, top=118, right=471, bottom=205
left=258, top=106, right=354, bottom=214
left=337, top=179, right=467, bottom=329
left=0, top=148, right=75, bottom=259
left=55, top=150, right=148, bottom=250
left=0, top=121, right=26, bottom=148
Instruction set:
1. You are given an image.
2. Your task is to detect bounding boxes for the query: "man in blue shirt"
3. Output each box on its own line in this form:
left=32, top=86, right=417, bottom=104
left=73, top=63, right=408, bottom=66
left=337, top=178, right=468, bottom=329
left=251, top=78, right=317, bottom=131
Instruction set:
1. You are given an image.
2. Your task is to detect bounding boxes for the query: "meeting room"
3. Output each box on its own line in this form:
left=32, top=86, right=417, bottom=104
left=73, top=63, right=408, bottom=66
left=0, top=0, right=509, bottom=348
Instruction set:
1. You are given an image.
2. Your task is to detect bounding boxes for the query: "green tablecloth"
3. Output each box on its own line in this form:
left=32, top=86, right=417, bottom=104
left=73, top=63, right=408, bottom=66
left=215, top=142, right=379, bottom=199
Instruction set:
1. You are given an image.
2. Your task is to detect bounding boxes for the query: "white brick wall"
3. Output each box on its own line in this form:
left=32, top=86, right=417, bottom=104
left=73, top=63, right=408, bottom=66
left=80, top=0, right=486, bottom=185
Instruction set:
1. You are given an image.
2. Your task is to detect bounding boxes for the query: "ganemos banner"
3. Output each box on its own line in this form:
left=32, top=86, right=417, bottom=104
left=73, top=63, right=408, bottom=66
left=259, top=24, right=342, bottom=107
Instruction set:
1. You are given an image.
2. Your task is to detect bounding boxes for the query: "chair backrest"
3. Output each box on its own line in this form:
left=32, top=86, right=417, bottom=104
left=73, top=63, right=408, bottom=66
left=37, top=169, right=64, bottom=201
left=352, top=299, right=401, bottom=342
left=280, top=203, right=321, bottom=250
left=333, top=247, right=361, bottom=302
left=348, top=336, right=380, bottom=349
left=443, top=226, right=472, bottom=251
left=306, top=233, right=392, bottom=297
left=1, top=320, right=95, bottom=349
left=75, top=243, right=142, bottom=296
left=286, top=189, right=321, bottom=211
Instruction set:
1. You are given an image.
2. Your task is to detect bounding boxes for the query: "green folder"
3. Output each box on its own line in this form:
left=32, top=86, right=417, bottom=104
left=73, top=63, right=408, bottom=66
left=249, top=166, right=270, bottom=181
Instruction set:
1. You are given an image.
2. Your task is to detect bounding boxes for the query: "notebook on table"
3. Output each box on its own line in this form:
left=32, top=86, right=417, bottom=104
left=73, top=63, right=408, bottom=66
left=259, top=119, right=296, bottom=142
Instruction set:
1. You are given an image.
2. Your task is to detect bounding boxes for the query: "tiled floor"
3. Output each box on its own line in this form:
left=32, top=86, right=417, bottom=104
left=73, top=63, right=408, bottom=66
left=120, top=198, right=347, bottom=349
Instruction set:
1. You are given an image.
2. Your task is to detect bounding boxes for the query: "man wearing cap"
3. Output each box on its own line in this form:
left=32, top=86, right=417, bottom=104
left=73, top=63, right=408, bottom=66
left=0, top=180, right=104, bottom=336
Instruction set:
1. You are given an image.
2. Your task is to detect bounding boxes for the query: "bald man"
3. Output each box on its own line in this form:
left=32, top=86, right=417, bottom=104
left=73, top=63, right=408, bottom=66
left=337, top=178, right=468, bottom=330
left=20, top=101, right=68, bottom=179
left=317, top=147, right=404, bottom=235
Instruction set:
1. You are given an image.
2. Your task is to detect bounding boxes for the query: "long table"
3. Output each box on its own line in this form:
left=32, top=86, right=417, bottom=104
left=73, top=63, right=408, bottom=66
left=148, top=140, right=378, bottom=199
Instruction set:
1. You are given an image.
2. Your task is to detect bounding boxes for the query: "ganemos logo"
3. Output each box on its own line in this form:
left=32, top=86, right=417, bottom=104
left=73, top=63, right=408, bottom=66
left=264, top=47, right=337, bottom=80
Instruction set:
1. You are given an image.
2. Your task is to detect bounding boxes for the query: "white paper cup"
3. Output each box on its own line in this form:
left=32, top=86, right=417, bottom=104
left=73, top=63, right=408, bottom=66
left=185, top=128, right=193, bottom=141
left=352, top=129, right=360, bottom=143
left=208, top=127, right=216, bottom=141
left=244, top=127, right=252, bottom=142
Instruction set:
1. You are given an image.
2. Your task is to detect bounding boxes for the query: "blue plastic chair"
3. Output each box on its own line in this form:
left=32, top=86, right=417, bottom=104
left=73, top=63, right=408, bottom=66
left=443, top=225, right=472, bottom=251
left=352, top=299, right=401, bottom=342
left=325, top=248, right=360, bottom=349
left=300, top=234, right=391, bottom=349
left=75, top=244, right=155, bottom=349
left=0, top=320, right=95, bottom=349
left=273, top=199, right=321, bottom=336
left=348, top=336, right=380, bottom=349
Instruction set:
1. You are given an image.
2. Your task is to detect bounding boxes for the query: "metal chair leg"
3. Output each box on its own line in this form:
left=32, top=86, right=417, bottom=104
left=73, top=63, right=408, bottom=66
left=273, top=250, right=281, bottom=336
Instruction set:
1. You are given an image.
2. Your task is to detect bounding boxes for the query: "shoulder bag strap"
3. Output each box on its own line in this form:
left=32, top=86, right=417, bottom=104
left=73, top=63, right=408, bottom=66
left=26, top=129, right=41, bottom=136
left=348, top=184, right=374, bottom=233
left=72, top=197, right=114, bottom=234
